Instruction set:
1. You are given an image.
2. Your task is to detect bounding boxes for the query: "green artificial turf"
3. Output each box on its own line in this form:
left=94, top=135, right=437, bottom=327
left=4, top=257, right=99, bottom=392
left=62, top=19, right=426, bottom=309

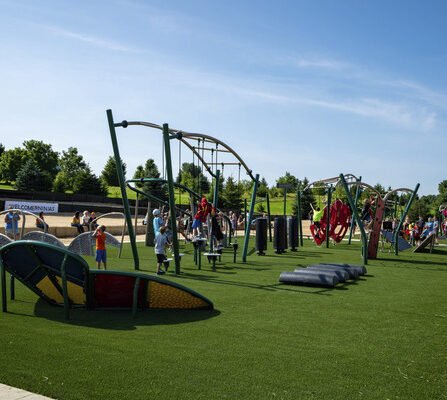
left=0, top=238, right=446, bottom=400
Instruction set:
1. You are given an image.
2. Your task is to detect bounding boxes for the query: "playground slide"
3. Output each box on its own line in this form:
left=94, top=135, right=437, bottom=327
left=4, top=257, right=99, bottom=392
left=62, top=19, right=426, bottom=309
left=413, top=233, right=435, bottom=253
left=381, top=230, right=412, bottom=251
left=0, top=241, right=213, bottom=313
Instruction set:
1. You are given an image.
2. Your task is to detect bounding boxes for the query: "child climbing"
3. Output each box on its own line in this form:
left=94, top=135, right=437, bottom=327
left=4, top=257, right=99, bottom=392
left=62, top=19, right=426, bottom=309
left=192, top=197, right=213, bottom=237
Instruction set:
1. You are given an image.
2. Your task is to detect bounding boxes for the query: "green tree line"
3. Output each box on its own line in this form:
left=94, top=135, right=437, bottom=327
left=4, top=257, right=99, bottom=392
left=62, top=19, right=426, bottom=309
left=0, top=141, right=445, bottom=218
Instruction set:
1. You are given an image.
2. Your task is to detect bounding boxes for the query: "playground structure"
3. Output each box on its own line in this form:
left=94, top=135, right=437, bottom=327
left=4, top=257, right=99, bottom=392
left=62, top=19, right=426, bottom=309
left=67, top=212, right=126, bottom=257
left=106, top=109, right=263, bottom=273
left=1, top=210, right=132, bottom=301
left=0, top=240, right=213, bottom=320
left=125, top=178, right=233, bottom=247
left=338, top=174, right=419, bottom=264
left=413, top=232, right=436, bottom=253
left=0, top=209, right=126, bottom=256
left=300, top=174, right=361, bottom=248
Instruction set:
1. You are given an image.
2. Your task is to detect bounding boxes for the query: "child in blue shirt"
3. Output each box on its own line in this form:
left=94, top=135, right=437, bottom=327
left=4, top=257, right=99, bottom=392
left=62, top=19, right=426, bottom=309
left=152, top=209, right=164, bottom=238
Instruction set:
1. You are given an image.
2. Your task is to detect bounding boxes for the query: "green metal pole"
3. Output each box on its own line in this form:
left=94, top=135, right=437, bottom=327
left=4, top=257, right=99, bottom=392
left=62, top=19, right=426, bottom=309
left=283, top=188, right=287, bottom=217
left=339, top=174, right=368, bottom=265
left=1, top=257, right=7, bottom=312
left=266, top=193, right=272, bottom=242
left=213, top=169, right=220, bottom=208
left=297, top=188, right=303, bottom=246
left=10, top=276, right=14, bottom=300
left=242, top=174, right=259, bottom=262
left=394, top=183, right=420, bottom=256
left=348, top=176, right=362, bottom=245
left=325, top=186, right=333, bottom=248
left=244, top=199, right=247, bottom=222
left=163, top=124, right=181, bottom=274
left=60, top=254, right=70, bottom=320
left=106, top=109, right=139, bottom=270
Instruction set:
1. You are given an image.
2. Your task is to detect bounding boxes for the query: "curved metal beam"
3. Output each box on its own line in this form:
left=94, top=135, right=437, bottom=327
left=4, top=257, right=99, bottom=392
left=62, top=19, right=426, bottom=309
left=178, top=138, right=216, bottom=179
left=117, top=120, right=255, bottom=181
left=383, top=188, right=416, bottom=202
left=343, top=181, right=381, bottom=196
left=127, top=178, right=202, bottom=200
left=304, top=173, right=360, bottom=191
left=180, top=133, right=254, bottom=181
left=126, top=182, right=193, bottom=217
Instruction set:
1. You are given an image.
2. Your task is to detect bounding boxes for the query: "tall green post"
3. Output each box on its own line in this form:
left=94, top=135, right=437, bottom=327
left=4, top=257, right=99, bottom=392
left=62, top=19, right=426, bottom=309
left=283, top=187, right=287, bottom=217
left=297, top=188, right=303, bottom=246
left=1, top=257, right=7, bottom=312
left=242, top=174, right=259, bottom=262
left=394, top=183, right=419, bottom=256
left=348, top=176, right=362, bottom=245
left=163, top=124, right=181, bottom=274
left=266, top=193, right=272, bottom=242
left=340, top=174, right=368, bottom=265
left=213, top=169, right=220, bottom=207
left=106, top=109, right=139, bottom=270
left=325, top=185, right=333, bottom=248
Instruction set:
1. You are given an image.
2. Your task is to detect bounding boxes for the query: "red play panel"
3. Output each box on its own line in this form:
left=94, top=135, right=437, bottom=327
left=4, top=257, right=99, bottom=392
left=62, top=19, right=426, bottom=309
left=93, top=274, right=145, bottom=308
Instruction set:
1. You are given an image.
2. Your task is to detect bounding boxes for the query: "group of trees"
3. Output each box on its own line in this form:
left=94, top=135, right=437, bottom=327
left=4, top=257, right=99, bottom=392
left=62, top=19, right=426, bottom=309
left=0, top=141, right=445, bottom=218
left=0, top=141, right=114, bottom=196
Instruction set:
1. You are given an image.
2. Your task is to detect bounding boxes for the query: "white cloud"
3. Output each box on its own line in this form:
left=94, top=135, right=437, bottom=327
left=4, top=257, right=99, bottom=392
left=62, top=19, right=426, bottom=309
left=293, top=57, right=350, bottom=71
left=44, top=25, right=142, bottom=53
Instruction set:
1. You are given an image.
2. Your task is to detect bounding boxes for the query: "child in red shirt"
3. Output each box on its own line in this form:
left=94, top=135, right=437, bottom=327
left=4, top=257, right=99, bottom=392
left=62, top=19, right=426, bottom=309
left=92, top=225, right=107, bottom=269
left=192, top=197, right=213, bottom=237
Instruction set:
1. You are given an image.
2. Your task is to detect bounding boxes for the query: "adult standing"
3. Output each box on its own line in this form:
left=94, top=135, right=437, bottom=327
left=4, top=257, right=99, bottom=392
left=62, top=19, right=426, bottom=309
left=4, top=207, right=20, bottom=240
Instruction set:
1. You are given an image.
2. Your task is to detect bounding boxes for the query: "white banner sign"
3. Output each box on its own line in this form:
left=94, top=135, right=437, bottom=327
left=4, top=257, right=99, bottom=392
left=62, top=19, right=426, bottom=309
left=4, top=200, right=59, bottom=214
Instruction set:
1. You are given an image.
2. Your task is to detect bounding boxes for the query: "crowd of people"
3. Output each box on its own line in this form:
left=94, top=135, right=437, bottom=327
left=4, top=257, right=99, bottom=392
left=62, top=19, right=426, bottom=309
left=399, top=215, right=442, bottom=246
left=149, top=197, right=249, bottom=274
left=70, top=210, right=98, bottom=234
left=1, top=207, right=102, bottom=239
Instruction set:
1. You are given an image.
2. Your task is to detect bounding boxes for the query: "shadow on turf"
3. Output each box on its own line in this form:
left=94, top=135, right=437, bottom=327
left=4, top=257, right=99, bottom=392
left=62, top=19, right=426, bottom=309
left=32, top=299, right=220, bottom=330
left=171, top=271, right=344, bottom=296
left=375, top=256, right=447, bottom=271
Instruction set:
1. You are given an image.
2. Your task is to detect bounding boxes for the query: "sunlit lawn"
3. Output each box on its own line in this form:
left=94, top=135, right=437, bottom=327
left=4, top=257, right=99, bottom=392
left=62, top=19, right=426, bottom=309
left=0, top=237, right=445, bottom=399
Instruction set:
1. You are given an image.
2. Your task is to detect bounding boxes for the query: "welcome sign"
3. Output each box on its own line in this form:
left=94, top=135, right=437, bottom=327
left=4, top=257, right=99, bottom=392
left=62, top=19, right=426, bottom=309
left=4, top=200, right=59, bottom=214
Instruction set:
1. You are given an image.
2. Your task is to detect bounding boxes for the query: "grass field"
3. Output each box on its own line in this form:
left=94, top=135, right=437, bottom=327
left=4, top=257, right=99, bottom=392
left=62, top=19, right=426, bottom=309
left=1, top=182, right=296, bottom=215
left=0, top=237, right=446, bottom=400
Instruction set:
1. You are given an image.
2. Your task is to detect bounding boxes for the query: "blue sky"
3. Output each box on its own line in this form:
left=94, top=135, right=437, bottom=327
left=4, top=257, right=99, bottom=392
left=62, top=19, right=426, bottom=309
left=1, top=0, right=446, bottom=195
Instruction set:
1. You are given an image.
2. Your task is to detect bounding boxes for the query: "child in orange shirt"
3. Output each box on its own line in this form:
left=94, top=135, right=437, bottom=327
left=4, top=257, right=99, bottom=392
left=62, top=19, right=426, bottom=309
left=92, top=225, right=107, bottom=269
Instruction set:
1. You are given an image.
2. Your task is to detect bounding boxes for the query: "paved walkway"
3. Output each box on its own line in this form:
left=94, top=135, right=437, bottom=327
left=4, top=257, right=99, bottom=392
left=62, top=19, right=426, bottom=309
left=0, top=383, right=53, bottom=400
